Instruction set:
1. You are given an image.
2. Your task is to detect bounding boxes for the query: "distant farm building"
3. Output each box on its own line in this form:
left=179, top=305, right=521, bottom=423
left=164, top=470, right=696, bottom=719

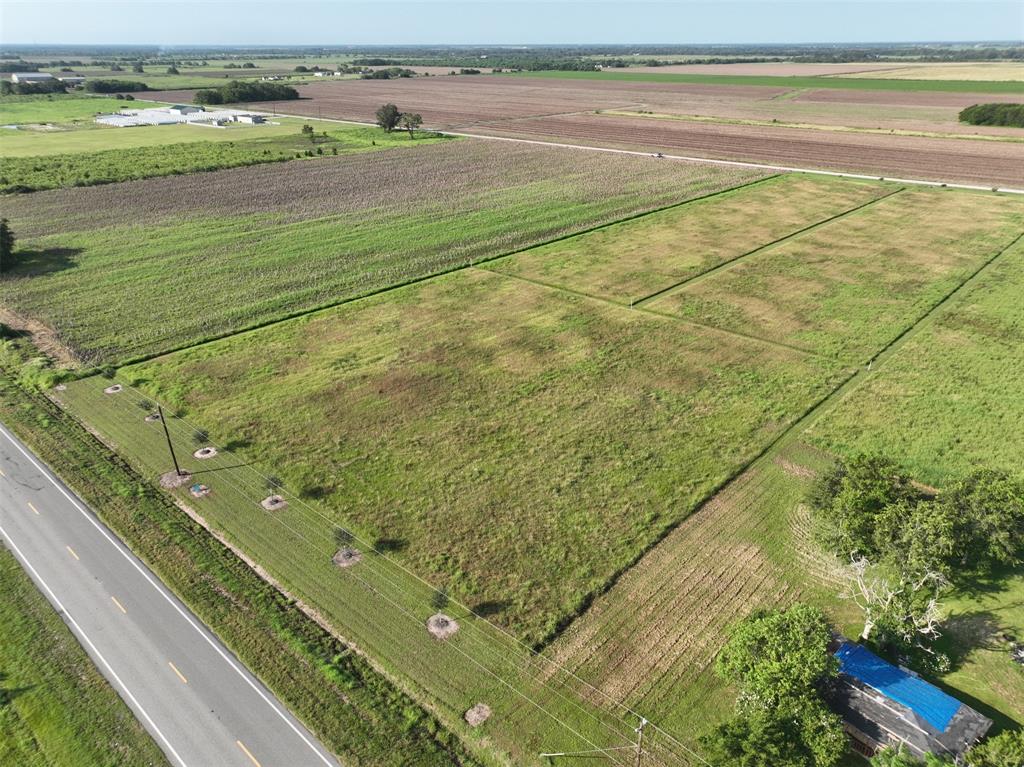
left=824, top=641, right=991, bottom=760
left=95, top=106, right=275, bottom=128
left=56, top=75, right=86, bottom=85
left=10, top=72, right=54, bottom=83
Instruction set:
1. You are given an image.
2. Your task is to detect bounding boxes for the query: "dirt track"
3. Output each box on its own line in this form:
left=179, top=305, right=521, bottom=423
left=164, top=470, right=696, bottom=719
left=148, top=75, right=1024, bottom=186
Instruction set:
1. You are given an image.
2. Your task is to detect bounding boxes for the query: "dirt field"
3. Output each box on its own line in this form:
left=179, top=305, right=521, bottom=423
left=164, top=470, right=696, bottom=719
left=835, top=62, right=1024, bottom=81
left=474, top=113, right=1024, bottom=187
left=137, top=76, right=1024, bottom=185
left=625, top=62, right=907, bottom=76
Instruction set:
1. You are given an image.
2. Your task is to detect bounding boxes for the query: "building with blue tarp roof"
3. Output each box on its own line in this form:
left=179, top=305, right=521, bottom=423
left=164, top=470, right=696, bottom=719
left=823, top=640, right=991, bottom=759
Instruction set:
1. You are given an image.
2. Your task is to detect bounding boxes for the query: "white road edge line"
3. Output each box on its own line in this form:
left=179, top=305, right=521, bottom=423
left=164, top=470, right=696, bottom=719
left=0, top=522, right=190, bottom=767
left=0, top=424, right=337, bottom=767
left=253, top=107, right=1024, bottom=196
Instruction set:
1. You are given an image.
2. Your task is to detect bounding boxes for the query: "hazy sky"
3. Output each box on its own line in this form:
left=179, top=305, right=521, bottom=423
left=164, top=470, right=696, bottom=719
left=1, top=1, right=1021, bottom=46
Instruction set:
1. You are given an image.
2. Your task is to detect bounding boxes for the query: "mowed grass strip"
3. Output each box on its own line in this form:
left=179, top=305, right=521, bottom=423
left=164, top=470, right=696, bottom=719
left=0, top=141, right=762, bottom=364
left=486, top=174, right=894, bottom=304
left=648, top=188, right=1024, bottom=361
left=0, top=546, right=169, bottom=767
left=806, top=236, right=1024, bottom=486
left=62, top=268, right=845, bottom=648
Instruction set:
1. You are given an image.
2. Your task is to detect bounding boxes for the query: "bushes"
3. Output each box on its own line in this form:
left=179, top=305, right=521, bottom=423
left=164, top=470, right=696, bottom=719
left=193, top=80, right=298, bottom=105
left=959, top=103, right=1024, bottom=127
left=84, top=79, right=150, bottom=93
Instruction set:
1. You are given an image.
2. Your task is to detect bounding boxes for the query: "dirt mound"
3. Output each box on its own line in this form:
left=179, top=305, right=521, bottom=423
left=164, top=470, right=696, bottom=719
left=193, top=446, right=218, bottom=459
left=103, top=384, right=123, bottom=394
left=261, top=495, right=287, bottom=511
left=159, top=470, right=192, bottom=489
left=464, top=703, right=491, bottom=726
left=426, top=613, right=459, bottom=640
left=332, top=548, right=362, bottom=568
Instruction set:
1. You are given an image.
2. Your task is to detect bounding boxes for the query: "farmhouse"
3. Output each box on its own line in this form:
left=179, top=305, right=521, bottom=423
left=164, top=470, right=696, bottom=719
left=10, top=72, right=54, bottom=83
left=824, top=641, right=991, bottom=760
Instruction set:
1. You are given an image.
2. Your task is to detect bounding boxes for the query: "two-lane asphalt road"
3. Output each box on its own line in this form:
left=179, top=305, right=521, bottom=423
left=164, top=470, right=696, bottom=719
left=0, top=420, right=339, bottom=767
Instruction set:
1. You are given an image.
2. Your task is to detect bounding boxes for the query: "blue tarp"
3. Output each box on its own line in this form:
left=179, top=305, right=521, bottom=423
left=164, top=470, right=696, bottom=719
left=835, top=642, right=961, bottom=732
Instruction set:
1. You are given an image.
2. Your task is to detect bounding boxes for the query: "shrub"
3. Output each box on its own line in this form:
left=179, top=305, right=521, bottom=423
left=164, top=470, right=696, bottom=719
left=959, top=103, right=1024, bottom=127
left=193, top=80, right=298, bottom=105
left=84, top=79, right=150, bottom=93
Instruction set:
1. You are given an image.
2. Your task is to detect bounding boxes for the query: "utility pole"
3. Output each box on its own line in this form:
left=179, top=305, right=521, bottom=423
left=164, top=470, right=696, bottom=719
left=634, top=717, right=647, bottom=767
left=158, top=405, right=184, bottom=477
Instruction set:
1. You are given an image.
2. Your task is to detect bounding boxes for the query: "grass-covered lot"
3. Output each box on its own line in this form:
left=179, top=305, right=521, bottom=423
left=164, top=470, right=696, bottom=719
left=649, top=188, right=1024, bottom=360
left=0, top=93, right=125, bottom=126
left=61, top=268, right=845, bottom=645
left=488, top=174, right=892, bottom=304
left=0, top=141, right=761, bottom=364
left=0, top=545, right=168, bottom=767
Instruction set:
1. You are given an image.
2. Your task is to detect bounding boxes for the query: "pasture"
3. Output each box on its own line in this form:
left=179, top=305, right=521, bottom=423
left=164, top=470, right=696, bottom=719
left=487, top=174, right=893, bottom=304
left=648, top=188, right=1024, bottom=360
left=0, top=141, right=762, bottom=363
left=0, top=93, right=125, bottom=125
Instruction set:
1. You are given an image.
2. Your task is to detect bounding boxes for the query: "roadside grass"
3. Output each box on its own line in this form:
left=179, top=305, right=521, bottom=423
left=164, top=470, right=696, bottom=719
left=0, top=545, right=170, bottom=767
left=804, top=236, right=1024, bottom=485
left=503, top=69, right=1024, bottom=94
left=649, top=188, right=1024, bottom=361
left=486, top=174, right=894, bottom=304
left=0, top=93, right=125, bottom=126
left=0, top=338, right=478, bottom=767
left=0, top=122, right=446, bottom=191
left=0, top=141, right=762, bottom=364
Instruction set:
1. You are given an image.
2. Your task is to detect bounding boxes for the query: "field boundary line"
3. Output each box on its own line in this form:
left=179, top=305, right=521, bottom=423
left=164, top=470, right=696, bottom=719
left=481, top=267, right=829, bottom=360
left=102, top=172, right=780, bottom=370
left=228, top=105, right=1024, bottom=195
left=632, top=186, right=906, bottom=307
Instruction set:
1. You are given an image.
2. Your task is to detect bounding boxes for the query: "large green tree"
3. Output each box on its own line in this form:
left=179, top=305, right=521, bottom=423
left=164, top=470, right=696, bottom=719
left=702, top=700, right=846, bottom=767
left=809, top=455, right=917, bottom=559
left=375, top=103, right=402, bottom=132
left=716, top=604, right=837, bottom=706
left=0, top=218, right=15, bottom=274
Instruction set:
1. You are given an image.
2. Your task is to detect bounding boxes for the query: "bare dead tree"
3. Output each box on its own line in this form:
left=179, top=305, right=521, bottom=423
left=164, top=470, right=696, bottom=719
left=840, top=556, right=946, bottom=653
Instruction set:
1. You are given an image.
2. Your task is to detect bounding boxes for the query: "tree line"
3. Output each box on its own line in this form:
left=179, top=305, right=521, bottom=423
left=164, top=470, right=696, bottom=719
left=960, top=103, right=1024, bottom=128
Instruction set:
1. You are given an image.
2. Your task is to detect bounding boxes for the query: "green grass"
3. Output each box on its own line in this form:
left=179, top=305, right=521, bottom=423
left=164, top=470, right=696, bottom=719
left=0, top=545, right=169, bottom=767
left=649, top=188, right=1024, bottom=361
left=487, top=174, right=895, bottom=305
left=503, top=69, right=1024, bottom=94
left=806, top=236, right=1024, bottom=485
left=0, top=122, right=446, bottom=192
left=0, top=94, right=125, bottom=126
left=56, top=267, right=845, bottom=764
left=0, top=338, right=478, bottom=767
left=0, top=140, right=762, bottom=364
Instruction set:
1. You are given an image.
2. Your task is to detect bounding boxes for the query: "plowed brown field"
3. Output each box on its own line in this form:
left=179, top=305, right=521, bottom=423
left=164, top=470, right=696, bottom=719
left=147, top=75, right=1024, bottom=186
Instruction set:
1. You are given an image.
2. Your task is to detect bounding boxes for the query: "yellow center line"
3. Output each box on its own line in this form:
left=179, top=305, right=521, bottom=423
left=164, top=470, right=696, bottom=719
left=111, top=596, right=127, bottom=614
left=168, top=661, right=188, bottom=684
left=236, top=740, right=262, bottom=767
left=27, top=502, right=39, bottom=515
left=65, top=545, right=79, bottom=560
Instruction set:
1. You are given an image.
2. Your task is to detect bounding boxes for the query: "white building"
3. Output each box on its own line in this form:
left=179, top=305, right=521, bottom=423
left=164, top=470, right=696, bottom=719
left=10, top=72, right=54, bottom=83
left=168, top=104, right=203, bottom=116
left=57, top=75, right=86, bottom=85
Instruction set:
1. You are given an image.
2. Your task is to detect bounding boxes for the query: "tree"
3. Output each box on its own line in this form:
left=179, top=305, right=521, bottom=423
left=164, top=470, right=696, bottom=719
left=716, top=604, right=837, bottom=706
left=966, top=730, right=1024, bottom=767
left=399, top=112, right=422, bottom=138
left=808, top=455, right=917, bottom=559
left=430, top=587, right=449, bottom=612
left=0, top=219, right=15, bottom=274
left=132, top=62, right=144, bottom=73
left=702, top=700, right=845, bottom=767
left=301, top=124, right=315, bottom=140
left=166, top=66, right=179, bottom=75
left=375, top=103, right=401, bottom=132
left=942, top=469, right=1024, bottom=575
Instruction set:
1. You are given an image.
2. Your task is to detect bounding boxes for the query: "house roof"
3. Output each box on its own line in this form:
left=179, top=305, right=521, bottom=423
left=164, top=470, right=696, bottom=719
left=825, top=642, right=992, bottom=759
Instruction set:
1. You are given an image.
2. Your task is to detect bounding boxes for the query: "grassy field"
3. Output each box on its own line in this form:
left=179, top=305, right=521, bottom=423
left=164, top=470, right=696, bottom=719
left=0, top=545, right=169, bottom=767
left=504, top=69, right=1024, bottom=94
left=0, top=141, right=763, bottom=364
left=0, top=122, right=445, bottom=191
left=487, top=174, right=894, bottom=304
left=0, top=94, right=125, bottom=125
left=0, top=338, right=477, bottom=767
left=649, top=188, right=1024, bottom=361
left=806, top=236, right=1024, bottom=485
